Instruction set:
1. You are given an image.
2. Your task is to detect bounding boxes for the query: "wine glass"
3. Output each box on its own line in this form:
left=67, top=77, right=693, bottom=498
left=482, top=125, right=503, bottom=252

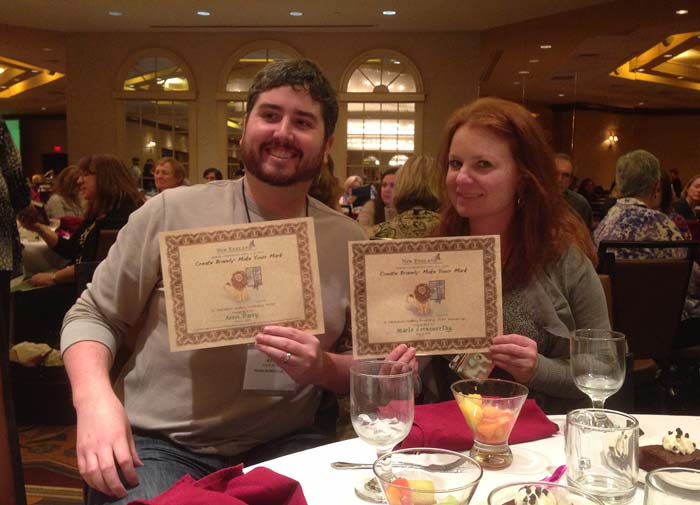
left=350, top=360, right=414, bottom=503
left=570, top=329, right=626, bottom=409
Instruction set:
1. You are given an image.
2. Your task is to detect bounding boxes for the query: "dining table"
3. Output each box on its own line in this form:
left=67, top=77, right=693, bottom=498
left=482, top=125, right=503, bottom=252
left=18, top=220, right=68, bottom=276
left=249, top=414, right=700, bottom=505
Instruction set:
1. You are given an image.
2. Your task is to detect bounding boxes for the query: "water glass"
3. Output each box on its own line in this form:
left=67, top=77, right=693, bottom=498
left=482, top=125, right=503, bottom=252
left=644, top=468, right=700, bottom=504
left=565, top=409, right=639, bottom=504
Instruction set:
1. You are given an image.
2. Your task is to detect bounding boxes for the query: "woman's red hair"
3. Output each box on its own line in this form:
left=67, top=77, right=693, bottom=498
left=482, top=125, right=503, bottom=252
left=435, top=97, right=595, bottom=288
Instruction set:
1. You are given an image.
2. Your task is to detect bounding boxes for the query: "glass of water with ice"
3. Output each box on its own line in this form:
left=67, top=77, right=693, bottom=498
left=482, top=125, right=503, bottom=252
left=350, top=360, right=414, bottom=503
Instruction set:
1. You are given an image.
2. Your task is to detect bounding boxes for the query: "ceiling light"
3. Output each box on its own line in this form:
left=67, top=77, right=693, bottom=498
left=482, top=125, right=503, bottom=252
left=558, top=93, right=565, bottom=97
left=196, top=10, right=211, bottom=16
left=540, top=44, right=552, bottom=49
left=638, top=102, right=645, bottom=106
left=664, top=53, right=673, bottom=58
left=677, top=75, right=685, bottom=79
left=382, top=10, right=397, bottom=16
left=41, top=107, right=46, bottom=111
left=513, top=81, right=521, bottom=85
left=41, top=47, right=53, bottom=52
left=675, top=9, right=689, bottom=15
left=636, top=68, right=645, bottom=72
left=0, top=67, right=5, bottom=74
left=30, top=69, right=40, bottom=74
left=289, top=11, right=303, bottom=16
left=518, top=70, right=530, bottom=75
left=108, top=11, right=122, bottom=16
left=529, top=59, right=540, bottom=63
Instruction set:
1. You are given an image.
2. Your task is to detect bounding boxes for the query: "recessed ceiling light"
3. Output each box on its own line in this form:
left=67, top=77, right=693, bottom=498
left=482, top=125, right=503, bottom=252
left=382, top=10, right=397, bottom=16
left=529, top=59, right=540, bottom=63
left=513, top=81, right=521, bottom=85
left=677, top=75, right=685, bottom=79
left=558, top=93, right=565, bottom=97
left=664, top=53, right=673, bottom=58
left=0, top=67, right=5, bottom=74
left=638, top=102, right=645, bottom=106
left=108, top=11, right=122, bottom=16
left=196, top=10, right=211, bottom=16
left=636, top=68, right=645, bottom=72
left=30, top=69, right=40, bottom=74
left=518, top=70, right=530, bottom=75
left=41, top=47, right=53, bottom=52
left=540, top=44, right=552, bottom=49
left=41, top=107, right=46, bottom=111
left=676, top=9, right=689, bottom=15
left=289, top=11, right=303, bottom=16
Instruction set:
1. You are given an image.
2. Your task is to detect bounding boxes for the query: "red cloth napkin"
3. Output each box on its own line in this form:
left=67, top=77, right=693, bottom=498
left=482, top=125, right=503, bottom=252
left=128, top=465, right=307, bottom=505
left=399, top=399, right=558, bottom=451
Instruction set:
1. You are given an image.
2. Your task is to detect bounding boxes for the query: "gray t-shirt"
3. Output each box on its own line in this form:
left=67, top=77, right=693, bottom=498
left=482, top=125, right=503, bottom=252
left=61, top=178, right=367, bottom=455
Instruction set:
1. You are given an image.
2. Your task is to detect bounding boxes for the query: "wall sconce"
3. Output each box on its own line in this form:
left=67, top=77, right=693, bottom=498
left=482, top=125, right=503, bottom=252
left=607, top=131, right=619, bottom=149
left=146, top=140, right=156, bottom=149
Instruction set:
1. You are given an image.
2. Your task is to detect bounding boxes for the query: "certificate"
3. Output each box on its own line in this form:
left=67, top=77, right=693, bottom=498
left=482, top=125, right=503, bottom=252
left=349, top=236, right=503, bottom=359
left=160, top=217, right=324, bottom=352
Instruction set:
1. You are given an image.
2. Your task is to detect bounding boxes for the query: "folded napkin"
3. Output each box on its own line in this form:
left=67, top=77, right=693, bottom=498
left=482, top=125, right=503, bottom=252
left=129, top=464, right=307, bottom=505
left=399, top=398, right=558, bottom=451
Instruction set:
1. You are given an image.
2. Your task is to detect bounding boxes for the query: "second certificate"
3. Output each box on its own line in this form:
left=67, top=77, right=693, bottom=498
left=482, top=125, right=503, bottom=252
left=349, top=236, right=503, bottom=359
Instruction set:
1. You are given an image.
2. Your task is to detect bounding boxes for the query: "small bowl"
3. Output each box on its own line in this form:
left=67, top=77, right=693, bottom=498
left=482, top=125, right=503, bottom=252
left=488, top=482, right=605, bottom=505
left=374, top=447, right=482, bottom=505
left=451, top=378, right=528, bottom=469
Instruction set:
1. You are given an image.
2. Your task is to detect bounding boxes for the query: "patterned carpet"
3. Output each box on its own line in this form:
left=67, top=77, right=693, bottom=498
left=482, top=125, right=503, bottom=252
left=18, top=425, right=83, bottom=505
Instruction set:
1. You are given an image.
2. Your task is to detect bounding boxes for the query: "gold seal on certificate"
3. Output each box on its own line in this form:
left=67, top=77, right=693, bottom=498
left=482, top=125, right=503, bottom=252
left=349, top=236, right=503, bottom=359
left=160, top=217, right=324, bottom=352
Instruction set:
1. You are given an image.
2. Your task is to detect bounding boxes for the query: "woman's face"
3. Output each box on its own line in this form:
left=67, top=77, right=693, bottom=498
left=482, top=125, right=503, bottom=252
left=687, top=178, right=700, bottom=204
left=155, top=162, right=180, bottom=191
left=445, top=125, right=520, bottom=231
left=380, top=173, right=397, bottom=207
left=78, top=170, right=97, bottom=201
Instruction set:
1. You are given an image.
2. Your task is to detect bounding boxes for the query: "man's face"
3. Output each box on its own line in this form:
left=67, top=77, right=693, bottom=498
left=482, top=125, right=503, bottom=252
left=240, top=85, right=332, bottom=187
left=555, top=158, right=573, bottom=193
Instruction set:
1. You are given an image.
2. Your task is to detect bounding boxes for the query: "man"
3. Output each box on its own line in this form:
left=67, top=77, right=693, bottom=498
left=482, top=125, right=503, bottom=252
left=554, top=153, right=593, bottom=230
left=61, top=59, right=416, bottom=503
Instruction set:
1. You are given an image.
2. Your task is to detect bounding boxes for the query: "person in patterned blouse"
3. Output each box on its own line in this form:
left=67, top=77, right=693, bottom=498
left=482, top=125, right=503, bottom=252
left=372, top=155, right=442, bottom=239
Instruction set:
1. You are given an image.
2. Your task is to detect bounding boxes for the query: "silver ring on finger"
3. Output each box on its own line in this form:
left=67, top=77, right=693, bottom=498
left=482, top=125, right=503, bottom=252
left=283, top=352, right=292, bottom=364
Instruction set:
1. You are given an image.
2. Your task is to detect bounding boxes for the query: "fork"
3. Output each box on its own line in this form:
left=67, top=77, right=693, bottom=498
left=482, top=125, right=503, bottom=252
left=331, top=455, right=469, bottom=473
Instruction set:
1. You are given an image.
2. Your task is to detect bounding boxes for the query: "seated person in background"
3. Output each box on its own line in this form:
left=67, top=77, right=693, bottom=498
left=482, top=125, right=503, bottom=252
left=45, top=165, right=83, bottom=219
left=672, top=173, right=700, bottom=221
left=372, top=156, right=441, bottom=239
left=430, top=97, right=608, bottom=413
left=308, top=156, right=341, bottom=210
left=357, top=168, right=397, bottom=232
left=338, top=174, right=363, bottom=207
left=154, top=157, right=187, bottom=193
left=554, top=153, right=593, bottom=230
left=60, top=59, right=416, bottom=504
left=18, top=154, right=144, bottom=287
left=594, top=150, right=685, bottom=256
left=202, top=167, right=223, bottom=182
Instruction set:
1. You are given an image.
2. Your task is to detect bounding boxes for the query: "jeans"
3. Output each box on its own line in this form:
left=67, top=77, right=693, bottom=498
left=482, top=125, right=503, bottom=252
left=87, top=430, right=334, bottom=504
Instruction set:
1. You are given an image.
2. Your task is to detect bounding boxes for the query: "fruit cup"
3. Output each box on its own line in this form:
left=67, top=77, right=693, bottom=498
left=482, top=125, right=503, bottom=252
left=374, top=448, right=482, bottom=505
left=451, top=378, right=528, bottom=469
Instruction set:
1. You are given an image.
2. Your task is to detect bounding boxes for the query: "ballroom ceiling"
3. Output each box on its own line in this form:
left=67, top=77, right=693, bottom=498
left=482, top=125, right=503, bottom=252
left=0, top=0, right=699, bottom=114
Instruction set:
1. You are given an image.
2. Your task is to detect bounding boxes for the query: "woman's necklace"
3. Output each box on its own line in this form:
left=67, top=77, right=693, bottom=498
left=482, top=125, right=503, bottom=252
left=241, top=179, right=309, bottom=223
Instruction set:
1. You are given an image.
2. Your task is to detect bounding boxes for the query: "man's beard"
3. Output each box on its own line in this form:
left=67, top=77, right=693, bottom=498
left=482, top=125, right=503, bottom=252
left=240, top=139, right=324, bottom=187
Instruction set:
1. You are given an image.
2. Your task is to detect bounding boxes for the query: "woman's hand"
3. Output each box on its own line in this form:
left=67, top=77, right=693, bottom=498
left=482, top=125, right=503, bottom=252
left=28, top=272, right=55, bottom=287
left=254, top=325, right=327, bottom=385
left=17, top=205, right=40, bottom=231
left=489, top=334, right=538, bottom=383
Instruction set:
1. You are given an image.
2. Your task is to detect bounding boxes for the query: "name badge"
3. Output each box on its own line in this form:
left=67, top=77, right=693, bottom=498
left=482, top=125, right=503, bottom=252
left=243, top=348, right=297, bottom=394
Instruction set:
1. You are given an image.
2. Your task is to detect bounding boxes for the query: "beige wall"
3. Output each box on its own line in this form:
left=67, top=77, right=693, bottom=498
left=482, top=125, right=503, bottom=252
left=18, top=116, right=68, bottom=174
left=551, top=108, right=700, bottom=189
left=65, top=31, right=480, bottom=181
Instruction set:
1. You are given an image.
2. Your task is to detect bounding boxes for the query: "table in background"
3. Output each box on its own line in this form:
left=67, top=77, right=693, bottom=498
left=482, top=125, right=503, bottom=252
left=18, top=222, right=68, bottom=276
left=252, top=414, right=700, bottom=505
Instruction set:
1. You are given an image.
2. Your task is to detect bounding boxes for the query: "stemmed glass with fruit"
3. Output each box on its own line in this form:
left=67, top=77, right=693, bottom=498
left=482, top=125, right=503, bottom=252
left=451, top=378, right=528, bottom=469
left=351, top=360, right=415, bottom=503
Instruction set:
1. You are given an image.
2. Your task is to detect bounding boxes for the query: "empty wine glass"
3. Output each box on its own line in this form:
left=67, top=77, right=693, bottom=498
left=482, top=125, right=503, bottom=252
left=350, top=360, right=415, bottom=503
left=570, top=329, right=626, bottom=409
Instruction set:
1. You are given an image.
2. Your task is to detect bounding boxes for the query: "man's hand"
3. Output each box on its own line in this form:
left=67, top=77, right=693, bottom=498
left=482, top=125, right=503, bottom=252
left=488, top=334, right=538, bottom=383
left=75, top=392, right=143, bottom=498
left=255, top=326, right=327, bottom=385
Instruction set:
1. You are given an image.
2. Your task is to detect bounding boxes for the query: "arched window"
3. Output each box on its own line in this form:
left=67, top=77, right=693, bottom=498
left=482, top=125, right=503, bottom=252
left=218, top=42, right=302, bottom=177
left=340, top=50, right=424, bottom=183
left=115, top=49, right=196, bottom=193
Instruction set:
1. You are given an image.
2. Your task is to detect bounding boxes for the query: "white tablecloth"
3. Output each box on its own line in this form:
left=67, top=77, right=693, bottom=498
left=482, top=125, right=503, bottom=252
left=19, top=221, right=68, bottom=275
left=251, top=414, right=700, bottom=505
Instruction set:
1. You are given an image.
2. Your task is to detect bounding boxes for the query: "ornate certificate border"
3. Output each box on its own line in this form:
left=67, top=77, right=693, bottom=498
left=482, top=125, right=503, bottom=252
left=160, top=218, right=323, bottom=352
left=349, top=236, right=503, bottom=359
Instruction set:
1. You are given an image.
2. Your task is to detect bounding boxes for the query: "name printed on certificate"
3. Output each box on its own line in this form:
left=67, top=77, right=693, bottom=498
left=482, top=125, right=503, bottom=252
left=160, top=217, right=324, bottom=352
left=349, top=236, right=503, bottom=359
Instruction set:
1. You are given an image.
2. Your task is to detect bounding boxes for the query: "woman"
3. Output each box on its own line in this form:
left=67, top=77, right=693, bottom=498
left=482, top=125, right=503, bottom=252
left=338, top=175, right=363, bottom=207
left=358, top=168, right=398, bottom=232
left=434, top=97, right=608, bottom=413
left=372, top=156, right=441, bottom=239
left=154, top=157, right=187, bottom=193
left=19, top=154, right=144, bottom=286
left=202, top=167, right=223, bottom=182
left=45, top=165, right=83, bottom=219
left=672, top=174, right=700, bottom=221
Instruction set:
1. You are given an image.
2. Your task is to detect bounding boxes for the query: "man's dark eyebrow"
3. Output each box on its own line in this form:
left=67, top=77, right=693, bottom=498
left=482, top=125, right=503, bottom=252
left=256, top=102, right=319, bottom=123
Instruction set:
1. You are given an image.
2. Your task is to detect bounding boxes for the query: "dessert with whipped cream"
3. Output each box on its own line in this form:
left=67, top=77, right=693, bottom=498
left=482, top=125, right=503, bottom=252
left=639, top=428, right=700, bottom=471
left=516, top=485, right=558, bottom=505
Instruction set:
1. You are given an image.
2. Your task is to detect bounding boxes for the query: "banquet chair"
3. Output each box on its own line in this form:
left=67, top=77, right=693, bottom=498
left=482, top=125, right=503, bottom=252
left=95, top=228, right=119, bottom=261
left=597, top=240, right=699, bottom=411
left=1, top=271, right=27, bottom=505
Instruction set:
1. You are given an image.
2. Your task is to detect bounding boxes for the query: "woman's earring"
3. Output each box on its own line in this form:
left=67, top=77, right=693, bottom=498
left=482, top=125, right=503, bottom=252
left=516, top=194, right=522, bottom=207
